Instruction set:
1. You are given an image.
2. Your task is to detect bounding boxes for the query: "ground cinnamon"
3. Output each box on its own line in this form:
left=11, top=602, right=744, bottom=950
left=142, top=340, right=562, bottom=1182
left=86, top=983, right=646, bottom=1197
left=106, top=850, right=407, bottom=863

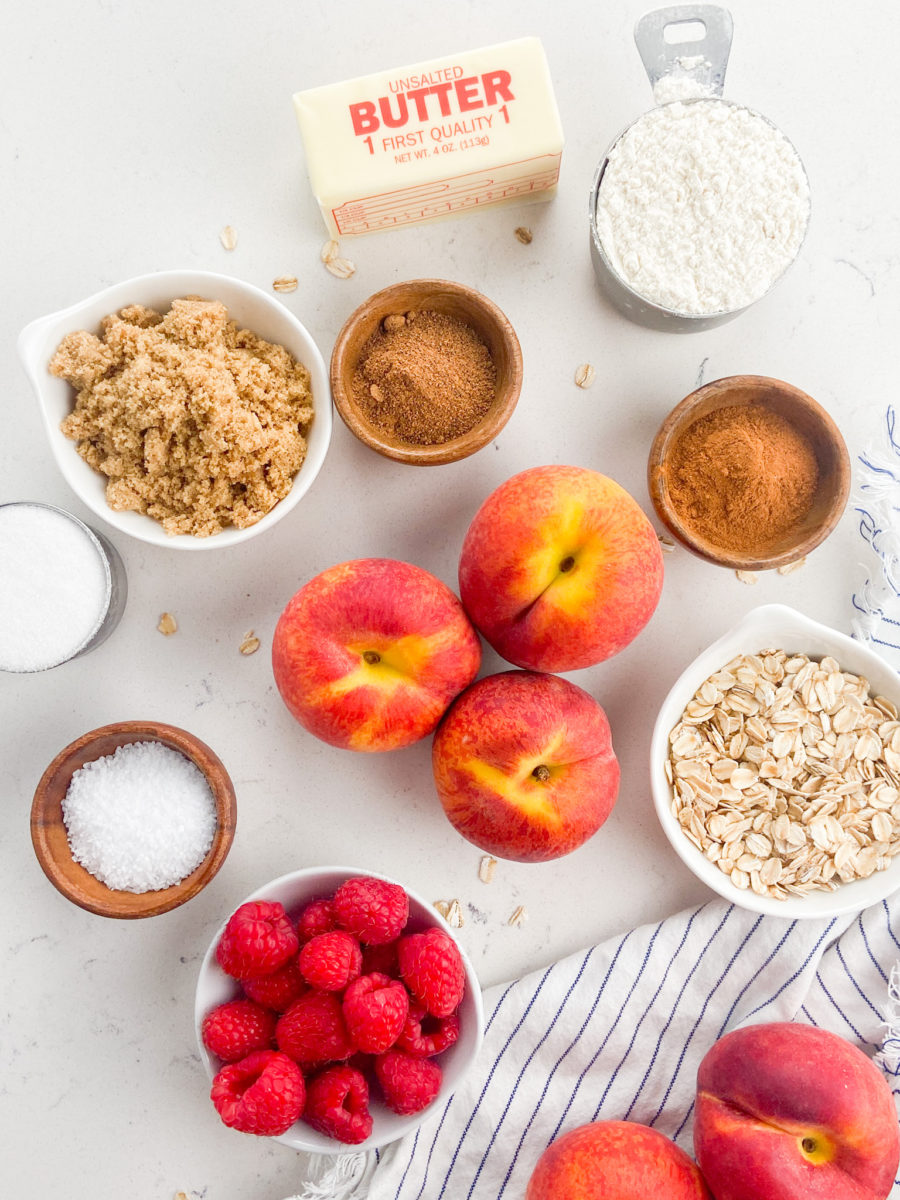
left=352, top=310, right=496, bottom=445
left=667, top=404, right=819, bottom=554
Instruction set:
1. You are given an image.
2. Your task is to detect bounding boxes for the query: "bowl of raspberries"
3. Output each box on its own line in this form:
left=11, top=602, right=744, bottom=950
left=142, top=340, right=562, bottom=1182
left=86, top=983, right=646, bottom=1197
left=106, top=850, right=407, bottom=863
left=194, top=866, right=484, bottom=1150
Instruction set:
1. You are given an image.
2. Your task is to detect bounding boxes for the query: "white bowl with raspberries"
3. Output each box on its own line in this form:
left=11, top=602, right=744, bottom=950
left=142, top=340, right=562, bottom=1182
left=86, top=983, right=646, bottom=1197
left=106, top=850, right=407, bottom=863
left=194, top=866, right=484, bottom=1152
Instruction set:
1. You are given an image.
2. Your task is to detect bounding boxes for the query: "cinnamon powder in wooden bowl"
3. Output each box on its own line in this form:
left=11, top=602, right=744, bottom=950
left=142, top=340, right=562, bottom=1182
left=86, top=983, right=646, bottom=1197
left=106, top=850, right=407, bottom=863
left=648, top=376, right=850, bottom=571
left=331, top=279, right=522, bottom=466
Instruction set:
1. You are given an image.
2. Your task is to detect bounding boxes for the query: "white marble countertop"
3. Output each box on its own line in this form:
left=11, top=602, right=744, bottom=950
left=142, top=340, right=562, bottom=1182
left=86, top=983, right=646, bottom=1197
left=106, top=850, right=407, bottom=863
left=2, top=1, right=898, bottom=1195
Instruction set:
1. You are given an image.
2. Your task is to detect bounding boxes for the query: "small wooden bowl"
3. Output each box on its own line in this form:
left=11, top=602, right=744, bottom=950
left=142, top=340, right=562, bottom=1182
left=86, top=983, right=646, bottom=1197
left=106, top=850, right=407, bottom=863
left=330, top=279, right=523, bottom=465
left=648, top=375, right=851, bottom=571
left=31, top=721, right=237, bottom=918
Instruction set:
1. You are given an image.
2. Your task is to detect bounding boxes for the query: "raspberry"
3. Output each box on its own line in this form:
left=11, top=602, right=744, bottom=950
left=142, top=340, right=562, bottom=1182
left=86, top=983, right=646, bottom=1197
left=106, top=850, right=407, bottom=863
left=304, top=1065, right=373, bottom=1145
left=276, top=991, right=354, bottom=1068
left=375, top=1050, right=442, bottom=1116
left=343, top=972, right=409, bottom=1054
left=210, top=1050, right=305, bottom=1136
left=397, top=1004, right=460, bottom=1058
left=332, top=876, right=409, bottom=945
left=242, top=957, right=307, bottom=1013
left=397, top=926, right=466, bottom=1017
left=299, top=931, right=362, bottom=992
left=296, top=898, right=338, bottom=943
left=202, top=999, right=277, bottom=1063
left=361, top=939, right=400, bottom=978
left=216, top=901, right=299, bottom=980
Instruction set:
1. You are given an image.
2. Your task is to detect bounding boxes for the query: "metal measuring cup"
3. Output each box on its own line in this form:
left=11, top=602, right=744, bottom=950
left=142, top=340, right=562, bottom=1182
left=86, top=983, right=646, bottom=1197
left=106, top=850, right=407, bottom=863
left=588, top=4, right=810, bottom=332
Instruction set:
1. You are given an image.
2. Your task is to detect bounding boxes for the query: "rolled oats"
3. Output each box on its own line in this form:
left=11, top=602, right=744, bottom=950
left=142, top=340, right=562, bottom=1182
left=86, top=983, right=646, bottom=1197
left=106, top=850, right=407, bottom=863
left=667, top=648, right=900, bottom=899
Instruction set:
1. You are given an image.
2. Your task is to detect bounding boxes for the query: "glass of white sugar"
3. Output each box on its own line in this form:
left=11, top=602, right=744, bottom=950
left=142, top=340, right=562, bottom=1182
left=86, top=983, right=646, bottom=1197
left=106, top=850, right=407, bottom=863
left=0, top=501, right=127, bottom=672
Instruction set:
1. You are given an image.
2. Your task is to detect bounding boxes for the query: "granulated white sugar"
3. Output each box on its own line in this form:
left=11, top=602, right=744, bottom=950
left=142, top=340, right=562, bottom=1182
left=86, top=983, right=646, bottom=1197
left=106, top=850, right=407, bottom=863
left=595, top=99, right=810, bottom=315
left=62, top=741, right=217, bottom=892
left=0, top=504, right=109, bottom=671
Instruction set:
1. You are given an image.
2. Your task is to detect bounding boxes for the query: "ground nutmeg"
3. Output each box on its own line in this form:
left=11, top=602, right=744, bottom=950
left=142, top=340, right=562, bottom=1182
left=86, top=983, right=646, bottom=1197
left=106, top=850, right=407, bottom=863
left=666, top=403, right=819, bottom=555
left=352, top=310, right=496, bottom=446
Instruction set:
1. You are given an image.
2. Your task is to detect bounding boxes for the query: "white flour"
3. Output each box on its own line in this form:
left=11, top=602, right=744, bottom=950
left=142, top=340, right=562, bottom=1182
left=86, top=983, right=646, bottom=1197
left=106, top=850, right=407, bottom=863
left=594, top=99, right=810, bottom=315
left=652, top=72, right=710, bottom=104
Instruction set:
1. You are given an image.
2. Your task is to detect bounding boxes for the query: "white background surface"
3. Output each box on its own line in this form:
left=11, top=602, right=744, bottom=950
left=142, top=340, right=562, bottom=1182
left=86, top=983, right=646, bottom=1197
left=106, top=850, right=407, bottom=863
left=2, top=2, right=898, bottom=1196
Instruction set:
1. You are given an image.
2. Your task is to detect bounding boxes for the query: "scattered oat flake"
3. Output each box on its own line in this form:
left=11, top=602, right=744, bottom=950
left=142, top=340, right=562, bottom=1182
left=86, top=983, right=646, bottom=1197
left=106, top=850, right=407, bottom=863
left=508, top=904, right=527, bottom=927
left=433, top=899, right=451, bottom=918
left=777, top=558, right=806, bottom=576
left=320, top=239, right=340, bottom=264
left=326, top=257, right=356, bottom=280
left=273, top=276, right=298, bottom=293
left=658, top=534, right=676, bottom=553
left=174, top=1193, right=189, bottom=1200
left=445, top=899, right=464, bottom=928
left=219, top=225, right=237, bottom=251
left=239, top=631, right=260, bottom=656
left=514, top=226, right=533, bottom=245
left=574, top=363, right=596, bottom=389
left=478, top=855, right=497, bottom=883
left=157, top=612, right=177, bottom=636
left=735, top=570, right=758, bottom=585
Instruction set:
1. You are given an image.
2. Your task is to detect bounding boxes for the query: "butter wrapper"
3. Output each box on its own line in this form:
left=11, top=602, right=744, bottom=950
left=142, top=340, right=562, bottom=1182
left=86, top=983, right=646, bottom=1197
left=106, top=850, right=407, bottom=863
left=293, top=37, right=564, bottom=237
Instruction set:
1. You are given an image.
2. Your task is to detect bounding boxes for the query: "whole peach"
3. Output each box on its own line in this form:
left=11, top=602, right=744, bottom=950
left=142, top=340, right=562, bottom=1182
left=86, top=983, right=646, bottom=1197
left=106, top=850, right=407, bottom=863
left=432, top=670, right=619, bottom=861
left=526, top=1120, right=712, bottom=1199
left=272, top=558, right=481, bottom=752
left=458, top=465, right=663, bottom=672
left=694, top=1022, right=900, bottom=1200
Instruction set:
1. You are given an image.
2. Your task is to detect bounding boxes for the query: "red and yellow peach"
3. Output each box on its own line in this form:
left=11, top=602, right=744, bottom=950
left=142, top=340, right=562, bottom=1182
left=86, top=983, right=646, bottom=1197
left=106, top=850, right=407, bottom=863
left=272, top=558, right=481, bottom=752
left=526, top=1120, right=712, bottom=1199
left=432, top=670, right=619, bottom=861
left=458, top=466, right=664, bottom=672
left=694, top=1022, right=900, bottom=1200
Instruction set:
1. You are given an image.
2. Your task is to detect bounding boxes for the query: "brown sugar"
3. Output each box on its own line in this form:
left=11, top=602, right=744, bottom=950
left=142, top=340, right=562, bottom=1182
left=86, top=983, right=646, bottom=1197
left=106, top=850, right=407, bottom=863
left=667, top=403, right=819, bottom=554
left=352, top=310, right=496, bottom=445
left=50, top=299, right=314, bottom=537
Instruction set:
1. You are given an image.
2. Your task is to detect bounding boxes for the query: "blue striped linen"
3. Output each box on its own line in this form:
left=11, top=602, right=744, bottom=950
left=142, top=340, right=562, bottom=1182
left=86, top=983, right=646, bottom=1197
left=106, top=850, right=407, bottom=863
left=338, top=894, right=900, bottom=1199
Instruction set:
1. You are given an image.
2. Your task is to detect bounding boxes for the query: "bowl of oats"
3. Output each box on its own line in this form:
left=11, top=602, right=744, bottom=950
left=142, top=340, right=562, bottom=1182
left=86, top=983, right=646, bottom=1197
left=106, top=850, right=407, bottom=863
left=18, top=271, right=332, bottom=548
left=651, top=604, right=900, bottom=918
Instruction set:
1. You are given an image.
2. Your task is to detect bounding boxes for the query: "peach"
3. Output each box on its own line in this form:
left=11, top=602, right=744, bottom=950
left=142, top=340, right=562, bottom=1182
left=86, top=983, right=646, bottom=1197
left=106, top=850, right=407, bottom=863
left=432, top=670, right=619, bottom=861
left=694, top=1022, right=900, bottom=1200
left=458, top=465, right=663, bottom=672
left=526, top=1120, right=712, bottom=1199
left=272, top=558, right=481, bottom=752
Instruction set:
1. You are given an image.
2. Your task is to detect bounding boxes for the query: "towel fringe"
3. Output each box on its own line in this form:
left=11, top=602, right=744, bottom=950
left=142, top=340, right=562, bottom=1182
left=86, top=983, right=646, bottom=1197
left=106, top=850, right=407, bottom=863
left=851, top=408, right=900, bottom=647
left=876, top=961, right=900, bottom=1080
left=288, top=1151, right=374, bottom=1200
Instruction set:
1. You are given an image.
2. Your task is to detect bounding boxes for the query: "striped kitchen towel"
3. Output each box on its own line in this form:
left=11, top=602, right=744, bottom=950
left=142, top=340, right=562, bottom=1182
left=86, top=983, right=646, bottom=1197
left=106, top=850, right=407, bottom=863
left=291, top=893, right=900, bottom=1199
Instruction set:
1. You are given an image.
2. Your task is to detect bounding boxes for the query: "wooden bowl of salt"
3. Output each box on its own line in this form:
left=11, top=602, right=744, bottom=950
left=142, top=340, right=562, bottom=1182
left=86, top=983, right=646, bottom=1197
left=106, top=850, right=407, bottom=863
left=31, top=721, right=236, bottom=918
left=330, top=279, right=523, bottom=465
left=648, top=375, right=850, bottom=571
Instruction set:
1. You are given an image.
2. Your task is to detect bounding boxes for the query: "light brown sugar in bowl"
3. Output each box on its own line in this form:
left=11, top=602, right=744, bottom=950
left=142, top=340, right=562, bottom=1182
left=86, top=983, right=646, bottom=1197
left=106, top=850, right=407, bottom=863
left=50, top=298, right=314, bottom=537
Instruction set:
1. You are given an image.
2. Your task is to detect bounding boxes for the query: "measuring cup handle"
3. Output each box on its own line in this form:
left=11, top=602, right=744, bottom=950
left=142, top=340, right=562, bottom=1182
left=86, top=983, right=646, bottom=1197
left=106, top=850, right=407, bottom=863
left=634, top=5, right=733, bottom=97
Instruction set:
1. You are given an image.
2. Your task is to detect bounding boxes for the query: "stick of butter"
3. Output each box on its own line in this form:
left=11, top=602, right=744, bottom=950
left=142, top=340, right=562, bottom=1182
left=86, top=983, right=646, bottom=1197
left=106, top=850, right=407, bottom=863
left=293, top=37, right=564, bottom=237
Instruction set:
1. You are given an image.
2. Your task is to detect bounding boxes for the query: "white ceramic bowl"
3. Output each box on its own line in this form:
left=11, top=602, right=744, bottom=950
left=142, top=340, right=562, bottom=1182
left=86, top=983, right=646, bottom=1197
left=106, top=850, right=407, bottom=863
left=18, top=271, right=332, bottom=550
left=651, top=604, right=900, bottom=919
left=194, top=865, right=484, bottom=1153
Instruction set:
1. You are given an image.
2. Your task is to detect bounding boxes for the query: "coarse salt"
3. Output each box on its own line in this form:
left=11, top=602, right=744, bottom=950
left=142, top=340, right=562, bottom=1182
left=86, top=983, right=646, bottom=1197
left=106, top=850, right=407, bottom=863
left=0, top=504, right=108, bottom=672
left=594, top=99, right=810, bottom=315
left=62, top=741, right=217, bottom=893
